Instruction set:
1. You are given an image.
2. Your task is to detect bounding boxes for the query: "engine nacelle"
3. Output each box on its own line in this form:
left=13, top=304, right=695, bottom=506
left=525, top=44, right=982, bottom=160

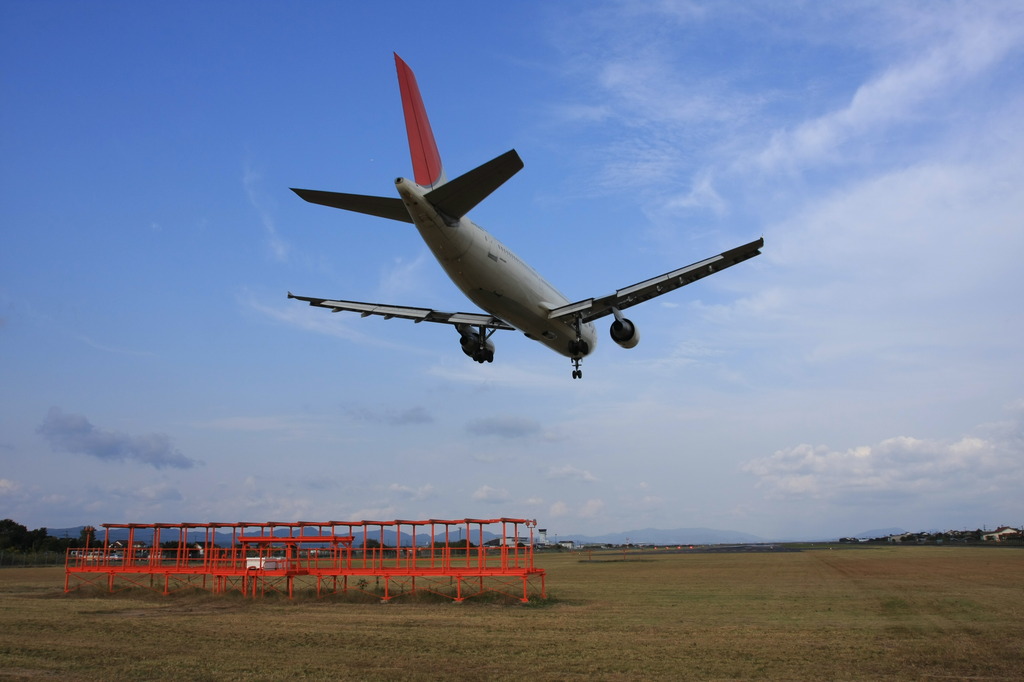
left=610, top=317, right=640, bottom=349
left=459, top=329, right=495, bottom=363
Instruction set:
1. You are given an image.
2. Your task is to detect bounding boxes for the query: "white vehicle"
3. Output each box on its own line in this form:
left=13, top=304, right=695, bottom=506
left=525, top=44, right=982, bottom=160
left=289, top=55, right=763, bottom=379
left=245, top=557, right=287, bottom=570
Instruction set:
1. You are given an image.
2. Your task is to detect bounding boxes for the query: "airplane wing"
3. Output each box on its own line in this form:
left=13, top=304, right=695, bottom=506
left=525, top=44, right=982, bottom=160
left=286, top=293, right=516, bottom=330
left=547, top=237, right=764, bottom=324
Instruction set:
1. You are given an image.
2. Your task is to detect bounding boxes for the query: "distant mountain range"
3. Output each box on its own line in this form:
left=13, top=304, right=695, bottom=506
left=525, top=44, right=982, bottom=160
left=849, top=527, right=907, bottom=539
left=45, top=524, right=919, bottom=546
left=47, top=526, right=500, bottom=547
left=558, top=527, right=766, bottom=546
left=51, top=525, right=769, bottom=546
left=45, top=527, right=87, bottom=540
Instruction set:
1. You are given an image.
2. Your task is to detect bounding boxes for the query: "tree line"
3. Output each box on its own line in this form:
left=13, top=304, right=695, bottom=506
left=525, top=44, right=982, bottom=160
left=0, top=520, right=494, bottom=554
left=0, top=518, right=94, bottom=554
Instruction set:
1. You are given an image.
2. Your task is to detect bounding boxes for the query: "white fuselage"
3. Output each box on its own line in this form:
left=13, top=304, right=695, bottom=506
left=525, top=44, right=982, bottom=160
left=396, top=178, right=597, bottom=358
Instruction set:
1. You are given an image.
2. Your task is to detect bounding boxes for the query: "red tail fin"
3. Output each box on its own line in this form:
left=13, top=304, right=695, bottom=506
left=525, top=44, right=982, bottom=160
left=394, top=53, right=445, bottom=188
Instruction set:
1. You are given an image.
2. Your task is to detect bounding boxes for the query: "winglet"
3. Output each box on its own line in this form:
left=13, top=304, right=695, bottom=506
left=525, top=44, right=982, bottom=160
left=395, top=53, right=446, bottom=189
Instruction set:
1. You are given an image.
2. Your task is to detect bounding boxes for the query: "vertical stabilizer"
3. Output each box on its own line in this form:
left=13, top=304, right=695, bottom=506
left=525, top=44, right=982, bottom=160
left=395, top=53, right=446, bottom=188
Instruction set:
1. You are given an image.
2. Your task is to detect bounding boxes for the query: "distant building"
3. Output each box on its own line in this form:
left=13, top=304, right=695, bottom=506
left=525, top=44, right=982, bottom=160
left=982, top=527, right=1021, bottom=542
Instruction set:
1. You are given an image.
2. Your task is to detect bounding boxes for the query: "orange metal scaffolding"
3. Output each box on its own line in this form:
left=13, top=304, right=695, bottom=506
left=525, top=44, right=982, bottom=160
left=64, top=518, right=545, bottom=602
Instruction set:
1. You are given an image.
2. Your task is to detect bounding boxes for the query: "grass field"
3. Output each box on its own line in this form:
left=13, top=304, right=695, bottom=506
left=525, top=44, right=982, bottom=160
left=1, top=546, right=1022, bottom=680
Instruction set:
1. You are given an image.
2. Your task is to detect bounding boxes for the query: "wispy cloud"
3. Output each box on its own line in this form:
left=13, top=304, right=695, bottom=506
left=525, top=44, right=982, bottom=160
left=107, top=482, right=184, bottom=503
left=243, top=289, right=438, bottom=354
left=546, top=464, right=597, bottom=483
left=547, top=498, right=605, bottom=519
left=388, top=483, right=435, bottom=501
left=243, top=162, right=290, bottom=262
left=72, top=334, right=156, bottom=357
left=549, top=500, right=568, bottom=517
left=472, top=485, right=512, bottom=503
left=37, top=407, right=199, bottom=470
left=550, top=2, right=1024, bottom=229
left=754, top=8, right=1024, bottom=174
left=579, top=498, right=605, bottom=519
left=377, top=252, right=434, bottom=302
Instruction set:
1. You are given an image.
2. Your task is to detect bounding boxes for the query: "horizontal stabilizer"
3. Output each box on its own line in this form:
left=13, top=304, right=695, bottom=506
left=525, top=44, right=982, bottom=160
left=424, top=149, right=523, bottom=220
left=290, top=188, right=412, bottom=223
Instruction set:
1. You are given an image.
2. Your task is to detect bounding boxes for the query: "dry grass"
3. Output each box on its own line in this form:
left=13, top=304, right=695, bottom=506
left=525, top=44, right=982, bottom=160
left=1, top=546, right=1022, bottom=680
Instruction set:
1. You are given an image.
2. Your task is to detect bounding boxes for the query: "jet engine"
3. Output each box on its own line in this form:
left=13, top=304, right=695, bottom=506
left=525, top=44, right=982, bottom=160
left=459, top=327, right=495, bottom=363
left=609, top=308, right=640, bottom=349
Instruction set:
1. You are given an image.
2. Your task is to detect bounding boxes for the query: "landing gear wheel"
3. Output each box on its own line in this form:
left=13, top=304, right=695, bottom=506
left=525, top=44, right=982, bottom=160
left=569, top=314, right=587, bottom=379
left=568, top=339, right=590, bottom=356
left=466, top=325, right=496, bottom=364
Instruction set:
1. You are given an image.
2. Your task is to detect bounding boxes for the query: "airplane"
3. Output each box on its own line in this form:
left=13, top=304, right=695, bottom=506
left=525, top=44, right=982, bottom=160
left=288, top=54, right=763, bottom=379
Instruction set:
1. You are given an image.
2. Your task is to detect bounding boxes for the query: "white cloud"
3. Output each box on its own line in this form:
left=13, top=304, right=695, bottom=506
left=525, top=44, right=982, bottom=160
left=754, top=12, right=1024, bottom=173
left=579, top=499, right=605, bottom=518
left=544, top=498, right=605, bottom=522
left=244, top=290, right=439, bottom=357
left=545, top=465, right=597, bottom=483
left=377, top=252, right=433, bottom=302
left=108, top=482, right=183, bottom=503
left=245, top=291, right=375, bottom=343
left=472, top=485, right=511, bottom=503
left=344, top=504, right=400, bottom=521
left=742, top=407, right=1024, bottom=504
left=664, top=171, right=727, bottom=215
left=549, top=501, right=569, bottom=517
left=388, top=483, right=435, bottom=501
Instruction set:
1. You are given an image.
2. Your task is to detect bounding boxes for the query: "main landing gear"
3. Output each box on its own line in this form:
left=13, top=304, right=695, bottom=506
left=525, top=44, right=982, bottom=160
left=568, top=314, right=589, bottom=380
left=458, top=324, right=495, bottom=363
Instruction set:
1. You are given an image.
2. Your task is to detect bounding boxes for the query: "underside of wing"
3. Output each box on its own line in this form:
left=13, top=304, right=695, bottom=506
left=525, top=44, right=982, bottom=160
left=287, top=293, right=515, bottom=330
left=424, top=149, right=523, bottom=220
left=290, top=188, right=412, bottom=223
left=548, top=237, right=764, bottom=324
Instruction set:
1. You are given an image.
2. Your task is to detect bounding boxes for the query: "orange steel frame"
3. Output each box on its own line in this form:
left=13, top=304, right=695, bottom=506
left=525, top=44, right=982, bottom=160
left=65, top=518, right=545, bottom=602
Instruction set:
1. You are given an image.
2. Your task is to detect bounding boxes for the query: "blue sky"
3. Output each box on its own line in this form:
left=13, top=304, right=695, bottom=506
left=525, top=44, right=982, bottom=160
left=2, top=1, right=1022, bottom=539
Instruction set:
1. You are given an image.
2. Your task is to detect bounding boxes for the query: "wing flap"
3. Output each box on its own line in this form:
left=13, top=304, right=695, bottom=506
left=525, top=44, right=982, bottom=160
left=617, top=254, right=723, bottom=298
left=549, top=237, right=764, bottom=323
left=287, top=293, right=515, bottom=330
